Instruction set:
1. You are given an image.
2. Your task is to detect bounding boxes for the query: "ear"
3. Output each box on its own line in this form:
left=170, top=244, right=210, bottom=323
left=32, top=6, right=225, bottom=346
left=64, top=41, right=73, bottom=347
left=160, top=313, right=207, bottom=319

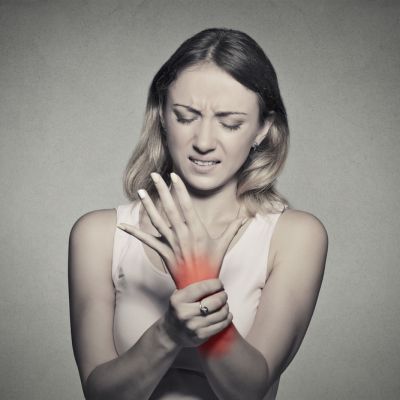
left=254, top=114, right=274, bottom=146
left=159, top=109, right=166, bottom=129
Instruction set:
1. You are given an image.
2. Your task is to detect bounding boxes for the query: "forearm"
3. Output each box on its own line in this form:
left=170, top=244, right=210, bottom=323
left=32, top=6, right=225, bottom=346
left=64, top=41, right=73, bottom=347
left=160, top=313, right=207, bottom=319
left=85, top=316, right=183, bottom=400
left=198, top=324, right=270, bottom=400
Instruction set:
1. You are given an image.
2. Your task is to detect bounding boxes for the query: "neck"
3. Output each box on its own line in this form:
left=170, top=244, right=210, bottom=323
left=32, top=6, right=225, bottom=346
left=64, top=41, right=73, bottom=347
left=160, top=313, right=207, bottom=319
left=169, top=175, right=245, bottom=226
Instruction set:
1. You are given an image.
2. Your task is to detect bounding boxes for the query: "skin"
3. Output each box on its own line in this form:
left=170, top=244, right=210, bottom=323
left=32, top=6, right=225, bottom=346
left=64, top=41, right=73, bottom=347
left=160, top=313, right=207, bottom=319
left=69, top=61, right=328, bottom=399
left=162, top=62, right=272, bottom=225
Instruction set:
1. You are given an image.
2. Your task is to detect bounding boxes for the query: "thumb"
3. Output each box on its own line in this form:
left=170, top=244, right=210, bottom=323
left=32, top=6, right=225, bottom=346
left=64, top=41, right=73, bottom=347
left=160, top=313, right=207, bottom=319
left=218, top=217, right=248, bottom=252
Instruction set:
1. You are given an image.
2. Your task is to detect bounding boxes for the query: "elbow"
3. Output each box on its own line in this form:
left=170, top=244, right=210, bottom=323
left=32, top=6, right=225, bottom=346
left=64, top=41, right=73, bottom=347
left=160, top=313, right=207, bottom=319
left=83, top=367, right=142, bottom=400
left=84, top=367, right=109, bottom=400
left=234, top=358, right=271, bottom=400
left=257, top=359, right=275, bottom=400
left=83, top=369, right=98, bottom=400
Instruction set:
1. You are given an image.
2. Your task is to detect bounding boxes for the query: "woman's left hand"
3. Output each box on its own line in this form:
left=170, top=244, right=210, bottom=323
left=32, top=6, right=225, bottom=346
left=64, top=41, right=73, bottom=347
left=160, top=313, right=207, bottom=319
left=117, top=172, right=246, bottom=288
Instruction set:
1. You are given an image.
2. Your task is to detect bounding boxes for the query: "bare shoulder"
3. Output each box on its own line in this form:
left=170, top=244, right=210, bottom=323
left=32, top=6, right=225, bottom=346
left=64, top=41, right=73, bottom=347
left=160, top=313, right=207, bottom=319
left=269, top=208, right=329, bottom=272
left=68, top=208, right=117, bottom=303
left=68, top=208, right=117, bottom=278
left=69, top=208, right=117, bottom=243
left=276, top=208, right=328, bottom=240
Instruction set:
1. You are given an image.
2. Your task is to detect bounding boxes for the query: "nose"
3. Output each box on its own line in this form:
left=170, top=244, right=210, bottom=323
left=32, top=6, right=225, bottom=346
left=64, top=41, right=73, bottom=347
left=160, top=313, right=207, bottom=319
left=192, top=119, right=217, bottom=154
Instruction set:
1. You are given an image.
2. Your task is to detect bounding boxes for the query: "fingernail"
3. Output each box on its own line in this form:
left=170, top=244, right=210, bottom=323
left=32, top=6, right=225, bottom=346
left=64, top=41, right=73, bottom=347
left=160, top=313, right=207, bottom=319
left=241, top=218, right=248, bottom=226
left=117, top=223, right=127, bottom=231
left=170, top=172, right=178, bottom=183
left=137, top=189, right=146, bottom=199
left=150, top=172, right=159, bottom=183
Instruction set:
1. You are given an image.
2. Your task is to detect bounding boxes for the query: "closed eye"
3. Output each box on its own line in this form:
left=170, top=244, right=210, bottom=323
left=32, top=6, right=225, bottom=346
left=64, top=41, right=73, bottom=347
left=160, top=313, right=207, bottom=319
left=221, top=122, right=242, bottom=131
left=175, top=114, right=242, bottom=131
left=176, top=117, right=196, bottom=124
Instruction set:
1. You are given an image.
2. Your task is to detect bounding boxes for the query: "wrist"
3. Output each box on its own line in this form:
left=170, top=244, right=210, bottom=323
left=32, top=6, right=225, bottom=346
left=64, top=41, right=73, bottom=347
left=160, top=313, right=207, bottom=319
left=157, top=314, right=184, bottom=352
left=175, top=257, right=219, bottom=289
left=198, top=322, right=236, bottom=358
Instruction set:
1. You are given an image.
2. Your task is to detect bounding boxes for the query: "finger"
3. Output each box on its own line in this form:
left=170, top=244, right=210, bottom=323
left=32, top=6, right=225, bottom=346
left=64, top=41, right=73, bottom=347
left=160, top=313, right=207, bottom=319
left=137, top=189, right=176, bottom=248
left=150, top=172, right=185, bottom=229
left=174, top=278, right=224, bottom=304
left=151, top=173, right=192, bottom=259
left=197, top=312, right=233, bottom=338
left=190, top=290, right=228, bottom=318
left=188, top=304, right=230, bottom=329
left=117, top=223, right=174, bottom=270
left=170, top=172, right=203, bottom=232
left=199, top=290, right=228, bottom=311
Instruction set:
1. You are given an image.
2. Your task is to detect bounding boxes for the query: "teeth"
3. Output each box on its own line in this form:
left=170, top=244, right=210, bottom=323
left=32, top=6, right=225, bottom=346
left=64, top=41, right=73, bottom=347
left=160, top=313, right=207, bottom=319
left=192, top=159, right=218, bottom=166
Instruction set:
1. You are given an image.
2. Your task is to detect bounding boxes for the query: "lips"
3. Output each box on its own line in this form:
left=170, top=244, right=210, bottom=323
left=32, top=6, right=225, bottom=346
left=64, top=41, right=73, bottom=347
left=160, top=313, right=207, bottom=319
left=188, top=156, right=221, bottom=165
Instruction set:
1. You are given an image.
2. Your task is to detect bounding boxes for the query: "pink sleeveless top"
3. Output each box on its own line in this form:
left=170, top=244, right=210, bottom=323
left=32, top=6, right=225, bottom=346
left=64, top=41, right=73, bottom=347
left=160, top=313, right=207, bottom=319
left=112, top=201, right=285, bottom=399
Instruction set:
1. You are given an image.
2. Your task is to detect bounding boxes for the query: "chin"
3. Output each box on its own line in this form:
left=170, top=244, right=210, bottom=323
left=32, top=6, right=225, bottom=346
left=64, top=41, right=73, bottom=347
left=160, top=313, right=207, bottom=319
left=177, top=168, right=234, bottom=195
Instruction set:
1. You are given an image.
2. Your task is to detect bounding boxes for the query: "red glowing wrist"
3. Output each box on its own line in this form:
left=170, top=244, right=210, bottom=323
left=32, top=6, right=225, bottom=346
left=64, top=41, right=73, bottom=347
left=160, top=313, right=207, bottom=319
left=174, top=257, right=237, bottom=356
left=175, top=256, right=217, bottom=289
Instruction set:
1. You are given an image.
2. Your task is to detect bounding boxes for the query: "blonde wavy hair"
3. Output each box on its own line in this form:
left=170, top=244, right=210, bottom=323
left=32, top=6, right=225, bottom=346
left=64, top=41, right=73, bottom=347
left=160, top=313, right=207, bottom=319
left=123, top=28, right=290, bottom=216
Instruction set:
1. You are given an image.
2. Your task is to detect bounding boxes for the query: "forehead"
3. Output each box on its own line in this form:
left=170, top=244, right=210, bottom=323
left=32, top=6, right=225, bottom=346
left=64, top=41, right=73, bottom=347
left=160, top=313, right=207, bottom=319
left=167, top=63, right=258, bottom=113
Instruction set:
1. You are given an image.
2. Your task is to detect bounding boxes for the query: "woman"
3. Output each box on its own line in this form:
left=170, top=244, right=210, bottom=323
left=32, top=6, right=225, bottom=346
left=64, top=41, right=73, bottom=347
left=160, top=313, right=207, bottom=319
left=69, top=28, right=328, bottom=399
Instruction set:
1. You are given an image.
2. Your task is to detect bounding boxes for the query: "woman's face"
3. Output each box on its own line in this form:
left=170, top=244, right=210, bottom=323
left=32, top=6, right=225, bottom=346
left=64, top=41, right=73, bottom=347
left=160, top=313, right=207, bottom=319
left=163, top=62, right=271, bottom=192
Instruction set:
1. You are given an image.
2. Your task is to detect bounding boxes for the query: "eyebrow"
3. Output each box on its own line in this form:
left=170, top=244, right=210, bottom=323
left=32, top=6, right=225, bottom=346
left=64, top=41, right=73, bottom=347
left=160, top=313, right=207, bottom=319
left=173, top=103, right=247, bottom=117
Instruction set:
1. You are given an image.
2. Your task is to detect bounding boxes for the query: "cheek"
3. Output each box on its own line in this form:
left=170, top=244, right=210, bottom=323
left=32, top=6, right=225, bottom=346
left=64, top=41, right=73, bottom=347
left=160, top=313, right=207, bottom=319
left=166, top=130, right=188, bottom=157
left=227, top=138, right=252, bottom=159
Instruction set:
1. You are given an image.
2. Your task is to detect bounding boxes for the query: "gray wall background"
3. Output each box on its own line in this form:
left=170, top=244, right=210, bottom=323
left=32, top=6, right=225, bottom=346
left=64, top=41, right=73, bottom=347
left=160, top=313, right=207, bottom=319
left=1, top=1, right=399, bottom=399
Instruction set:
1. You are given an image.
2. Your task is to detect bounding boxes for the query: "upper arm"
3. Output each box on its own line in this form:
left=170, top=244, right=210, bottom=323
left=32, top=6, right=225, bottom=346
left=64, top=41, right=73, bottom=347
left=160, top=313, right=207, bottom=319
left=245, top=209, right=328, bottom=384
left=68, top=208, right=118, bottom=392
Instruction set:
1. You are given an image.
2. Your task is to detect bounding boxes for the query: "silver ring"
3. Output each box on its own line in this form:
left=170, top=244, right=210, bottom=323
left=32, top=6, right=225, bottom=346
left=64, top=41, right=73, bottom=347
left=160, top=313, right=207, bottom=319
left=199, top=301, right=209, bottom=316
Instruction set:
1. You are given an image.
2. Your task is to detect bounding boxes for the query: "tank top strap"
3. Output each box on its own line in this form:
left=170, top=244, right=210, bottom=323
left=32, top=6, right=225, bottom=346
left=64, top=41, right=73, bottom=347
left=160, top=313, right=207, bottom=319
left=258, top=204, right=288, bottom=232
left=112, top=201, right=139, bottom=285
left=238, top=206, right=287, bottom=284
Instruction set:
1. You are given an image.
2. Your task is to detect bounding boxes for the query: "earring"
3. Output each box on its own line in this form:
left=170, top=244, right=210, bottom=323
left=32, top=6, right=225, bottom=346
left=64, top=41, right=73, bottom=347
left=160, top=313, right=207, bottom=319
left=159, top=114, right=166, bottom=131
left=160, top=121, right=167, bottom=136
left=160, top=125, right=168, bottom=146
left=251, top=142, right=259, bottom=151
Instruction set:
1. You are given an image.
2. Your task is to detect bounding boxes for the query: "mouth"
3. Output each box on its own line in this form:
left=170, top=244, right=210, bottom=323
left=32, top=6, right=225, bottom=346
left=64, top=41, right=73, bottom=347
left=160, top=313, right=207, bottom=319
left=188, top=156, right=221, bottom=166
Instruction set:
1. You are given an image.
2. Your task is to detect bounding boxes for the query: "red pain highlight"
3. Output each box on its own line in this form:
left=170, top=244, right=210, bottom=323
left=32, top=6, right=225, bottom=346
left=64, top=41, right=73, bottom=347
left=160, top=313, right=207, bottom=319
left=174, top=256, right=237, bottom=357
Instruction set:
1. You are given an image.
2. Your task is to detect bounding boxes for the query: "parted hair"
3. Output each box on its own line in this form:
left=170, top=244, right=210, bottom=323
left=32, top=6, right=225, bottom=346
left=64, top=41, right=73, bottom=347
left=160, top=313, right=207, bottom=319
left=123, top=27, right=290, bottom=216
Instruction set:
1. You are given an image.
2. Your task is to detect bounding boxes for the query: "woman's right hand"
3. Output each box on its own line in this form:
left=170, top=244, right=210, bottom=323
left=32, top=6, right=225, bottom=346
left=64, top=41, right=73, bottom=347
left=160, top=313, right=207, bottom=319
left=160, top=278, right=233, bottom=348
left=117, top=173, right=246, bottom=289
